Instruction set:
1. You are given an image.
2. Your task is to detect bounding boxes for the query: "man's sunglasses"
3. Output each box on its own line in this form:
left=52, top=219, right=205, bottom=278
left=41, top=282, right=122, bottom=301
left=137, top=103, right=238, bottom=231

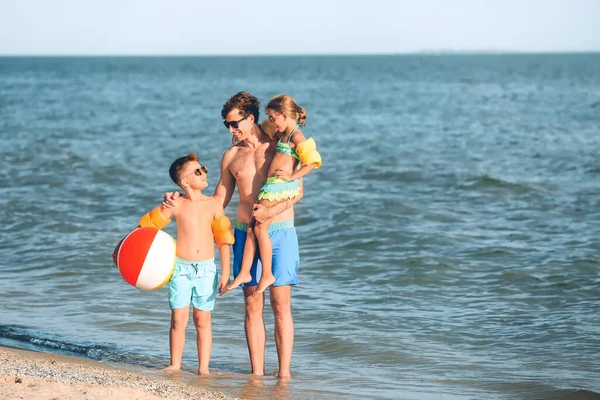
left=180, top=165, right=208, bottom=181
left=223, top=115, right=249, bottom=129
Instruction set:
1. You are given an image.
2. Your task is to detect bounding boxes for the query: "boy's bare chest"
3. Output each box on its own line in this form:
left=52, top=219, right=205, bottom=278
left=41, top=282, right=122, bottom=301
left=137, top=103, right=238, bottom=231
left=177, top=201, right=212, bottom=222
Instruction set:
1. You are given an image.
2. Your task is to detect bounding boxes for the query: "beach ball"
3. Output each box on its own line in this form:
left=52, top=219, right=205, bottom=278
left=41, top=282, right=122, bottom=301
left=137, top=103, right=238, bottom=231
left=114, top=227, right=176, bottom=290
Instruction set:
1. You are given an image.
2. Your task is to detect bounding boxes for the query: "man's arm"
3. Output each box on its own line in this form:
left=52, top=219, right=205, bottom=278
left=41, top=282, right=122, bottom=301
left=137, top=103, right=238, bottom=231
left=252, top=178, right=303, bottom=223
left=214, top=149, right=236, bottom=209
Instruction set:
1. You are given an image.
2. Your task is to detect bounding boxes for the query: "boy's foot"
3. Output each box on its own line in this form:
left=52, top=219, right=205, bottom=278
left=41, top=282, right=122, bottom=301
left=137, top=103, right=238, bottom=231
left=253, top=275, right=276, bottom=296
left=226, top=273, right=252, bottom=293
left=198, top=368, right=210, bottom=375
left=158, top=365, right=181, bottom=374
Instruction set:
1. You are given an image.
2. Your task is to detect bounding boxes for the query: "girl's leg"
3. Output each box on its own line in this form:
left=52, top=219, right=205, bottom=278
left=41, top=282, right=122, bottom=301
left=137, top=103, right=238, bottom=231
left=227, top=222, right=256, bottom=291
left=253, top=217, right=275, bottom=296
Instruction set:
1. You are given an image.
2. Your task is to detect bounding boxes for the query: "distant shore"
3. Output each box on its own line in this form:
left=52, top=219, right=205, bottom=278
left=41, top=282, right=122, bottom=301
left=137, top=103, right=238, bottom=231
left=0, top=346, right=232, bottom=400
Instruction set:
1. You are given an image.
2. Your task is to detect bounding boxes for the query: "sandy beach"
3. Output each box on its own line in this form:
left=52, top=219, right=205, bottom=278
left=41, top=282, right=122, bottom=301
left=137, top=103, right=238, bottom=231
left=0, top=346, right=233, bottom=400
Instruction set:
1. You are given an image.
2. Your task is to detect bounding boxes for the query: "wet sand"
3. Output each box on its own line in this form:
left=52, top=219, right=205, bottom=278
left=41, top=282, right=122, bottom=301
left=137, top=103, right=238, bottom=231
left=0, top=346, right=233, bottom=400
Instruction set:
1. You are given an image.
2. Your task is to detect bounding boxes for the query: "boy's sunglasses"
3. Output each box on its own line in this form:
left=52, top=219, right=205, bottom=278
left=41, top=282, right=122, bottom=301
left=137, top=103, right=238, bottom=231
left=180, top=165, right=208, bottom=181
left=223, top=115, right=249, bottom=129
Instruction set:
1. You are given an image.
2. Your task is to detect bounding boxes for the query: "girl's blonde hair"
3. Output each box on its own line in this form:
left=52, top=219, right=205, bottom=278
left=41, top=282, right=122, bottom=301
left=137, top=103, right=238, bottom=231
left=266, top=94, right=306, bottom=127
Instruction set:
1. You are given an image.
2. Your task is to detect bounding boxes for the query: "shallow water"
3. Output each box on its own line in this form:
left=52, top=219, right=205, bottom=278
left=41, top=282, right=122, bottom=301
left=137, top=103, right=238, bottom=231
left=1, top=54, right=600, bottom=399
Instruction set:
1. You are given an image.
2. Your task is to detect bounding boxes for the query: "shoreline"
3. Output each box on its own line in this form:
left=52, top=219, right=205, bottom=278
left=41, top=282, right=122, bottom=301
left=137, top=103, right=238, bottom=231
left=0, top=345, right=233, bottom=400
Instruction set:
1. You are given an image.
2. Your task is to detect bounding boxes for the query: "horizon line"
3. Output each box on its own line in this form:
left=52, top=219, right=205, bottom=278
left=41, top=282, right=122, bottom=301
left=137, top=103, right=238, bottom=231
left=1, top=50, right=600, bottom=57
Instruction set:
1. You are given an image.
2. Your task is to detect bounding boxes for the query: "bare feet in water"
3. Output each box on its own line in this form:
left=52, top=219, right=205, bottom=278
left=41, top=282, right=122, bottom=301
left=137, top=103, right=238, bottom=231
left=159, top=365, right=181, bottom=374
left=253, top=274, right=276, bottom=296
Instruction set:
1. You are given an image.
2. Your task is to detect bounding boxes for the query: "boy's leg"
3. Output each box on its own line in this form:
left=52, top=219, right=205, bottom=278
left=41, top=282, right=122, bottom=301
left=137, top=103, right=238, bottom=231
left=270, top=285, right=293, bottom=380
left=193, top=308, right=212, bottom=375
left=167, top=306, right=190, bottom=369
left=253, top=220, right=275, bottom=296
left=243, top=286, right=266, bottom=376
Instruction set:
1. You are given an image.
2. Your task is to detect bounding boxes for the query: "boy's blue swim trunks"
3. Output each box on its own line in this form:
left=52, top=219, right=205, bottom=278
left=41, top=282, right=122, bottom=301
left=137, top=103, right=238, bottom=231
left=232, top=220, right=299, bottom=287
left=169, top=257, right=217, bottom=311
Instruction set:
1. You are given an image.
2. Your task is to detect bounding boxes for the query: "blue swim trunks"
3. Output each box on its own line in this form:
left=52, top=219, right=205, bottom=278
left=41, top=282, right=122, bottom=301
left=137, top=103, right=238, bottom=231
left=169, top=257, right=217, bottom=311
left=233, top=220, right=299, bottom=287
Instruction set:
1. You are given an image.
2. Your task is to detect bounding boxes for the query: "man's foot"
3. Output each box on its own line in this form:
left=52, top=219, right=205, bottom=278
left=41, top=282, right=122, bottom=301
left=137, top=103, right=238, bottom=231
left=253, top=274, right=276, bottom=296
left=226, top=273, right=252, bottom=293
left=198, top=368, right=210, bottom=375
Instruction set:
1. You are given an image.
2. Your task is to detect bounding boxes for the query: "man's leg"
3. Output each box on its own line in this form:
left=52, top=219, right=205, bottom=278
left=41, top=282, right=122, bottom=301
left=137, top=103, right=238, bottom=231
left=270, top=285, right=293, bottom=379
left=243, top=286, right=266, bottom=376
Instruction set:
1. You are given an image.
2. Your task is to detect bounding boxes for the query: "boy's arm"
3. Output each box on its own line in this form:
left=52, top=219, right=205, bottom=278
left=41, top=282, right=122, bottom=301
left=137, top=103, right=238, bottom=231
left=211, top=201, right=233, bottom=293
left=139, top=204, right=174, bottom=229
left=252, top=178, right=304, bottom=224
left=214, top=149, right=236, bottom=209
left=217, top=242, right=231, bottom=294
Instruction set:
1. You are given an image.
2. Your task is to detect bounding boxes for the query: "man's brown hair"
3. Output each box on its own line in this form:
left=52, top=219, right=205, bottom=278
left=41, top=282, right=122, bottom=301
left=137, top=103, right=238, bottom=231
left=169, top=152, right=198, bottom=186
left=221, top=91, right=260, bottom=123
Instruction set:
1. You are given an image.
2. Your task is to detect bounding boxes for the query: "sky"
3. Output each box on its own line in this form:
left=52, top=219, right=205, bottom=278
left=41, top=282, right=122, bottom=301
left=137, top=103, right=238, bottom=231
left=0, top=0, right=599, bottom=55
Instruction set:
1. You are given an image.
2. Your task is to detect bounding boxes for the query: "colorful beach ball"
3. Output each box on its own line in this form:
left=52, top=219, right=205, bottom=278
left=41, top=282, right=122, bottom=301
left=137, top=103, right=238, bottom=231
left=114, top=227, right=176, bottom=290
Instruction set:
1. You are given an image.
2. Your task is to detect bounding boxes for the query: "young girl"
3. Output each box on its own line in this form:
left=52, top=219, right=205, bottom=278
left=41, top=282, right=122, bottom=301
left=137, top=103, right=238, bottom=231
left=228, top=94, right=322, bottom=295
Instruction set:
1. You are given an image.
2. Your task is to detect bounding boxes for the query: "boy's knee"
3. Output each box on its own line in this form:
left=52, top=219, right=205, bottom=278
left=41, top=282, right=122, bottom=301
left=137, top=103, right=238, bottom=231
left=171, top=316, right=188, bottom=331
left=193, top=313, right=211, bottom=330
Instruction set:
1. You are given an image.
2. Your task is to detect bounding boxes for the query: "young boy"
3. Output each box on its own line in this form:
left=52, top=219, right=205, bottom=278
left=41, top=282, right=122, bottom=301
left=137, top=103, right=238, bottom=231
left=135, top=152, right=234, bottom=375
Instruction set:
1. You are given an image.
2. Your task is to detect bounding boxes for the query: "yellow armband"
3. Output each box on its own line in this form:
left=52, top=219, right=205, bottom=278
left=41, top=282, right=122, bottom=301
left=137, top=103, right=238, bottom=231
left=211, top=216, right=235, bottom=247
left=296, top=137, right=322, bottom=168
left=261, top=118, right=277, bottom=140
left=139, top=207, right=171, bottom=230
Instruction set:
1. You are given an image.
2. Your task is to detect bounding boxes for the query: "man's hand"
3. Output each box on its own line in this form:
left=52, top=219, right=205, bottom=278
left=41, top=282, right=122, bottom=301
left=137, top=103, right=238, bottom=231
left=162, top=191, right=181, bottom=208
left=252, top=203, right=273, bottom=224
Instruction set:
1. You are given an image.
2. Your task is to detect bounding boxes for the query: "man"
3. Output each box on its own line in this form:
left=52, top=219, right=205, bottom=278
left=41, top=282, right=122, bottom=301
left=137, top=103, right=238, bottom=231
left=166, top=91, right=302, bottom=379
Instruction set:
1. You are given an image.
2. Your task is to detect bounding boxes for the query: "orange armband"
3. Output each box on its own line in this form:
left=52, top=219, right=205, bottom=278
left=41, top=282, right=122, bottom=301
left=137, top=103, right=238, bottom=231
left=211, top=216, right=235, bottom=247
left=139, top=207, right=171, bottom=230
left=296, top=137, right=322, bottom=168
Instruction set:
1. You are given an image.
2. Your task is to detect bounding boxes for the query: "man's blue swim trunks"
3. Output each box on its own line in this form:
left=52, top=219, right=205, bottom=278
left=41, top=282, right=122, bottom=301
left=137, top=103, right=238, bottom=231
left=232, top=220, right=299, bottom=287
left=169, top=257, right=217, bottom=311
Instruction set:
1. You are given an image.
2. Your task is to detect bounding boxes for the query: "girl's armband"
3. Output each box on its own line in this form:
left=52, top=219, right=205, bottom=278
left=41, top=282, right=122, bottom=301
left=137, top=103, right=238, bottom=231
left=139, top=207, right=171, bottom=230
left=296, top=137, right=322, bottom=168
left=211, top=216, right=235, bottom=247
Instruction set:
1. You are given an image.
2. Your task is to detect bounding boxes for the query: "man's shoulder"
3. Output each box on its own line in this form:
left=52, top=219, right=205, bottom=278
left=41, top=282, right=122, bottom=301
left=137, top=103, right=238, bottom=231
left=223, top=143, right=242, bottom=160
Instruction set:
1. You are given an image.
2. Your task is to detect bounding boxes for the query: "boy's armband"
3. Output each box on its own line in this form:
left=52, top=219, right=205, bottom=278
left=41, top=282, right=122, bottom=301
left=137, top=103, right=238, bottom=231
left=139, top=207, right=171, bottom=230
left=211, top=216, right=235, bottom=247
left=296, top=137, right=322, bottom=168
